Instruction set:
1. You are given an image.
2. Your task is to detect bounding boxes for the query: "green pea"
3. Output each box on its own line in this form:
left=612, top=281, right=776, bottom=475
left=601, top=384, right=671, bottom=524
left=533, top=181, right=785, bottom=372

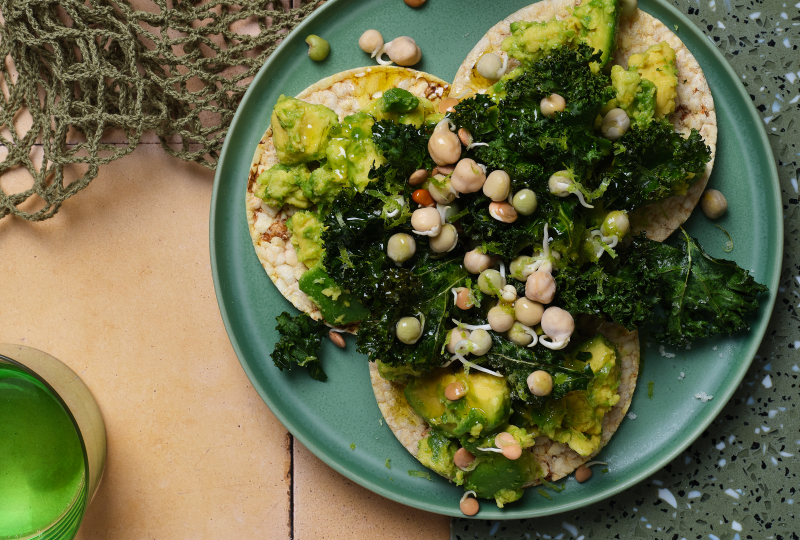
left=305, top=35, right=330, bottom=61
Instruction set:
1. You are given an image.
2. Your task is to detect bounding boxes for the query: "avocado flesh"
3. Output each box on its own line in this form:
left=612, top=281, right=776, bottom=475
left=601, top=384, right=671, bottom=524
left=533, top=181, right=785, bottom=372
left=525, top=334, right=620, bottom=457
left=297, top=266, right=370, bottom=326
left=463, top=453, right=534, bottom=507
left=287, top=210, right=324, bottom=268
left=501, top=0, right=620, bottom=68
left=417, top=430, right=460, bottom=482
left=271, top=95, right=338, bottom=164
left=404, top=369, right=512, bottom=438
left=627, top=41, right=678, bottom=118
left=605, top=65, right=657, bottom=126
left=255, top=163, right=313, bottom=209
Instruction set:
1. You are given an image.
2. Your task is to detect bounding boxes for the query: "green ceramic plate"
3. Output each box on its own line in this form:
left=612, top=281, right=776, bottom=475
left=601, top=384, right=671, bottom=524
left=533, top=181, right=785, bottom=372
left=210, top=0, right=782, bottom=518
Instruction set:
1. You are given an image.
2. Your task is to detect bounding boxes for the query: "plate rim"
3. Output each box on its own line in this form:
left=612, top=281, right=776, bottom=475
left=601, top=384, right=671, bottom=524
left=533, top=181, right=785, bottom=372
left=210, top=0, right=783, bottom=518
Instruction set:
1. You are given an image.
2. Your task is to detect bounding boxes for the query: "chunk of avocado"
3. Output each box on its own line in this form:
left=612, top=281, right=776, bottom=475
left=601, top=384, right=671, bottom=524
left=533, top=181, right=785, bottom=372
left=464, top=453, right=527, bottom=506
left=287, top=210, right=324, bottom=268
left=404, top=369, right=512, bottom=438
left=271, top=95, right=338, bottom=164
left=417, top=429, right=460, bottom=481
left=376, top=360, right=424, bottom=382
left=380, top=88, right=420, bottom=113
left=524, top=333, right=619, bottom=457
left=605, top=65, right=657, bottom=126
left=255, top=163, right=312, bottom=209
left=572, top=0, right=621, bottom=67
left=297, top=266, right=370, bottom=325
left=627, top=41, right=678, bottom=118
left=326, top=112, right=385, bottom=191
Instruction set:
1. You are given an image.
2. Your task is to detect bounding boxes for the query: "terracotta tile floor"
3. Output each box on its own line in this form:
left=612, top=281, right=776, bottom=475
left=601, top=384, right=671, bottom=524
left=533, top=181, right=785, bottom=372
left=0, top=143, right=449, bottom=539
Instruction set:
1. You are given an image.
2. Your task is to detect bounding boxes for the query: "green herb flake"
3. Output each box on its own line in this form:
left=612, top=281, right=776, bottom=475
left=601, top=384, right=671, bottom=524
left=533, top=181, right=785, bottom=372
left=601, top=468, right=609, bottom=474
left=385, top=458, right=391, bottom=469
left=674, top=24, right=679, bottom=30
left=647, top=381, right=655, bottom=399
left=408, top=470, right=433, bottom=481
left=536, top=488, right=553, bottom=500
left=349, top=443, right=356, bottom=450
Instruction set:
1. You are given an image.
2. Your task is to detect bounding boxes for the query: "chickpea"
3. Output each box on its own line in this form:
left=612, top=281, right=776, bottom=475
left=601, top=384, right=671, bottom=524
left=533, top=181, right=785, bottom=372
left=507, top=322, right=534, bottom=346
left=483, top=170, right=511, bottom=201
left=447, top=327, right=470, bottom=354
left=476, top=52, right=503, bottom=80
left=438, top=97, right=459, bottom=114
left=501, top=284, right=517, bottom=302
left=620, top=0, right=638, bottom=17
left=509, top=256, right=533, bottom=280
left=477, top=269, right=506, bottom=295
left=329, top=330, right=345, bottom=348
left=575, top=465, right=592, bottom=483
left=489, top=201, right=518, bottom=223
left=527, top=370, right=553, bottom=396
left=512, top=189, right=537, bottom=216
left=495, top=432, right=521, bottom=460
left=460, top=495, right=479, bottom=516
left=701, top=189, right=728, bottom=219
left=514, top=297, right=544, bottom=326
left=358, top=29, right=384, bottom=56
left=601, top=108, right=631, bottom=141
left=454, top=448, right=475, bottom=470
left=411, top=207, right=441, bottom=236
left=428, top=121, right=461, bottom=166
left=305, top=35, right=330, bottom=61
left=548, top=170, right=573, bottom=197
left=541, top=307, right=575, bottom=342
left=487, top=305, right=514, bottom=332
left=430, top=223, right=458, bottom=253
left=403, top=0, right=426, bottom=7
left=455, top=287, right=473, bottom=310
left=408, top=169, right=429, bottom=186
left=445, top=381, right=466, bottom=400
left=468, top=329, right=492, bottom=356
left=601, top=210, right=630, bottom=238
left=540, top=93, right=566, bottom=117
left=396, top=317, right=422, bottom=344
left=428, top=176, right=457, bottom=204
left=458, top=128, right=473, bottom=147
left=386, top=233, right=416, bottom=264
left=463, top=248, right=492, bottom=274
left=382, top=36, right=421, bottom=66
left=502, top=443, right=522, bottom=460
left=525, top=270, right=556, bottom=304
left=450, top=158, right=486, bottom=194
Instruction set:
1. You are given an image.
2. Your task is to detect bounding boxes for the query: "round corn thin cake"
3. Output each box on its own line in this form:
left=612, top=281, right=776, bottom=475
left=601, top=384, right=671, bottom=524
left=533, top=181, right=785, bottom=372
left=449, top=0, right=717, bottom=242
left=246, top=67, right=451, bottom=323
left=369, top=321, right=639, bottom=486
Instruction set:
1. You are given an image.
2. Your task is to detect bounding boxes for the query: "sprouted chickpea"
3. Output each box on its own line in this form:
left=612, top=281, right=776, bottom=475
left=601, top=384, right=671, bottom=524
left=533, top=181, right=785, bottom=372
left=539, top=307, right=575, bottom=350
left=447, top=327, right=470, bottom=354
left=305, top=35, right=330, bottom=61
left=489, top=201, right=518, bottom=223
left=467, top=329, right=492, bottom=356
left=386, top=233, right=416, bottom=265
left=475, top=52, right=508, bottom=80
left=549, top=170, right=593, bottom=208
left=358, top=29, right=384, bottom=57
left=507, top=322, right=534, bottom=346
left=396, top=316, right=423, bottom=344
left=589, top=211, right=628, bottom=259
left=428, top=120, right=461, bottom=166
left=701, top=189, right=728, bottom=219
left=410, top=207, right=442, bottom=237
left=483, top=170, right=511, bottom=201
left=459, top=491, right=480, bottom=516
left=487, top=304, right=515, bottom=332
left=512, top=189, right=537, bottom=215
left=453, top=287, right=474, bottom=310
left=514, top=297, right=544, bottom=327
left=463, top=248, right=493, bottom=274
left=445, top=381, right=467, bottom=400
left=454, top=448, right=475, bottom=470
left=450, top=158, right=487, bottom=193
left=477, top=269, right=506, bottom=296
left=527, top=370, right=553, bottom=396
left=430, top=223, right=458, bottom=253
left=540, top=93, right=566, bottom=117
left=601, top=108, right=630, bottom=141
left=376, top=36, right=421, bottom=66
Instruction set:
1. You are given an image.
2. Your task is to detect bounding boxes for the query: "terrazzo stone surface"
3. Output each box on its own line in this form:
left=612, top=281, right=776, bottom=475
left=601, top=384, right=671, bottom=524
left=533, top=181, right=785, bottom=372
left=452, top=0, right=800, bottom=538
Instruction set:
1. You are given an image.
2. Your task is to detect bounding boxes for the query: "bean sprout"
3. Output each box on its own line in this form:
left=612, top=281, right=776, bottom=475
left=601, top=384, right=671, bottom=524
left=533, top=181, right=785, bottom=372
left=468, top=141, right=490, bottom=150
left=477, top=447, right=503, bottom=453
left=452, top=319, right=492, bottom=331
left=539, top=335, right=570, bottom=350
left=452, top=347, right=504, bottom=377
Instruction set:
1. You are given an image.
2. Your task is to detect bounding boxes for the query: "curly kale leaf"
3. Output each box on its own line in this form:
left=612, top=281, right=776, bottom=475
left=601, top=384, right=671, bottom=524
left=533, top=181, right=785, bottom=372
left=483, top=334, right=594, bottom=406
left=555, top=234, right=767, bottom=345
left=449, top=93, right=499, bottom=138
left=356, top=254, right=469, bottom=371
left=601, top=120, right=712, bottom=211
left=648, top=231, right=768, bottom=345
left=271, top=312, right=329, bottom=381
left=370, top=120, right=435, bottom=182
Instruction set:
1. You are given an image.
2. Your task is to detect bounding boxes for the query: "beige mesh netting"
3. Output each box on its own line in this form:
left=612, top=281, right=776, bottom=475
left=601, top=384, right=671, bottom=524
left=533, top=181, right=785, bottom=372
left=0, top=0, right=319, bottom=221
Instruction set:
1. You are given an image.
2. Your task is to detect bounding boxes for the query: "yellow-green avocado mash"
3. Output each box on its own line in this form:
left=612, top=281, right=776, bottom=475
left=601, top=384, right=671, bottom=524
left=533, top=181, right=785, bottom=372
left=501, top=0, right=621, bottom=68
left=524, top=334, right=620, bottom=456
left=627, top=41, right=678, bottom=118
left=271, top=95, right=338, bottom=164
left=286, top=210, right=324, bottom=269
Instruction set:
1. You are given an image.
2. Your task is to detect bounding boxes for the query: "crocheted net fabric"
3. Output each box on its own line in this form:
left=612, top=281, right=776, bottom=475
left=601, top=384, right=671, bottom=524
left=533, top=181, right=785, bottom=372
left=0, top=0, right=318, bottom=221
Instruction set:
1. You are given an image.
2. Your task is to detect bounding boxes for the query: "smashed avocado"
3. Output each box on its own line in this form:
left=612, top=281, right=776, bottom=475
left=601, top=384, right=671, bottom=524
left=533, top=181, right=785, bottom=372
left=417, top=430, right=461, bottom=482
left=501, top=0, right=619, bottom=68
left=365, top=91, right=440, bottom=128
left=404, top=368, right=512, bottom=438
left=326, top=112, right=385, bottom=192
left=271, top=95, right=338, bottom=164
left=524, top=334, right=620, bottom=456
left=627, top=41, right=678, bottom=118
left=255, top=164, right=313, bottom=209
left=297, top=266, right=370, bottom=325
left=287, top=210, right=324, bottom=269
left=464, top=453, right=538, bottom=507
left=605, top=65, right=657, bottom=126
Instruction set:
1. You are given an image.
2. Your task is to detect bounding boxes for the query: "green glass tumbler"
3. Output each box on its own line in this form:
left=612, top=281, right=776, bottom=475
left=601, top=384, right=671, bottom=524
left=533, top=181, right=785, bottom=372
left=0, top=344, right=106, bottom=540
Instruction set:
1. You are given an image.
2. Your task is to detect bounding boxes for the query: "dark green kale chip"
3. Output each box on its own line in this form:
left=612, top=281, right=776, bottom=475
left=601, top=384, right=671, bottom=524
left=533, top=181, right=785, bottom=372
left=271, top=311, right=329, bottom=381
left=370, top=120, right=435, bottom=181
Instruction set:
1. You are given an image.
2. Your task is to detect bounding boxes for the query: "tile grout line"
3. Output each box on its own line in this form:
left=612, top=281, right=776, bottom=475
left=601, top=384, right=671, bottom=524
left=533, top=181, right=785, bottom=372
left=289, top=433, right=295, bottom=540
